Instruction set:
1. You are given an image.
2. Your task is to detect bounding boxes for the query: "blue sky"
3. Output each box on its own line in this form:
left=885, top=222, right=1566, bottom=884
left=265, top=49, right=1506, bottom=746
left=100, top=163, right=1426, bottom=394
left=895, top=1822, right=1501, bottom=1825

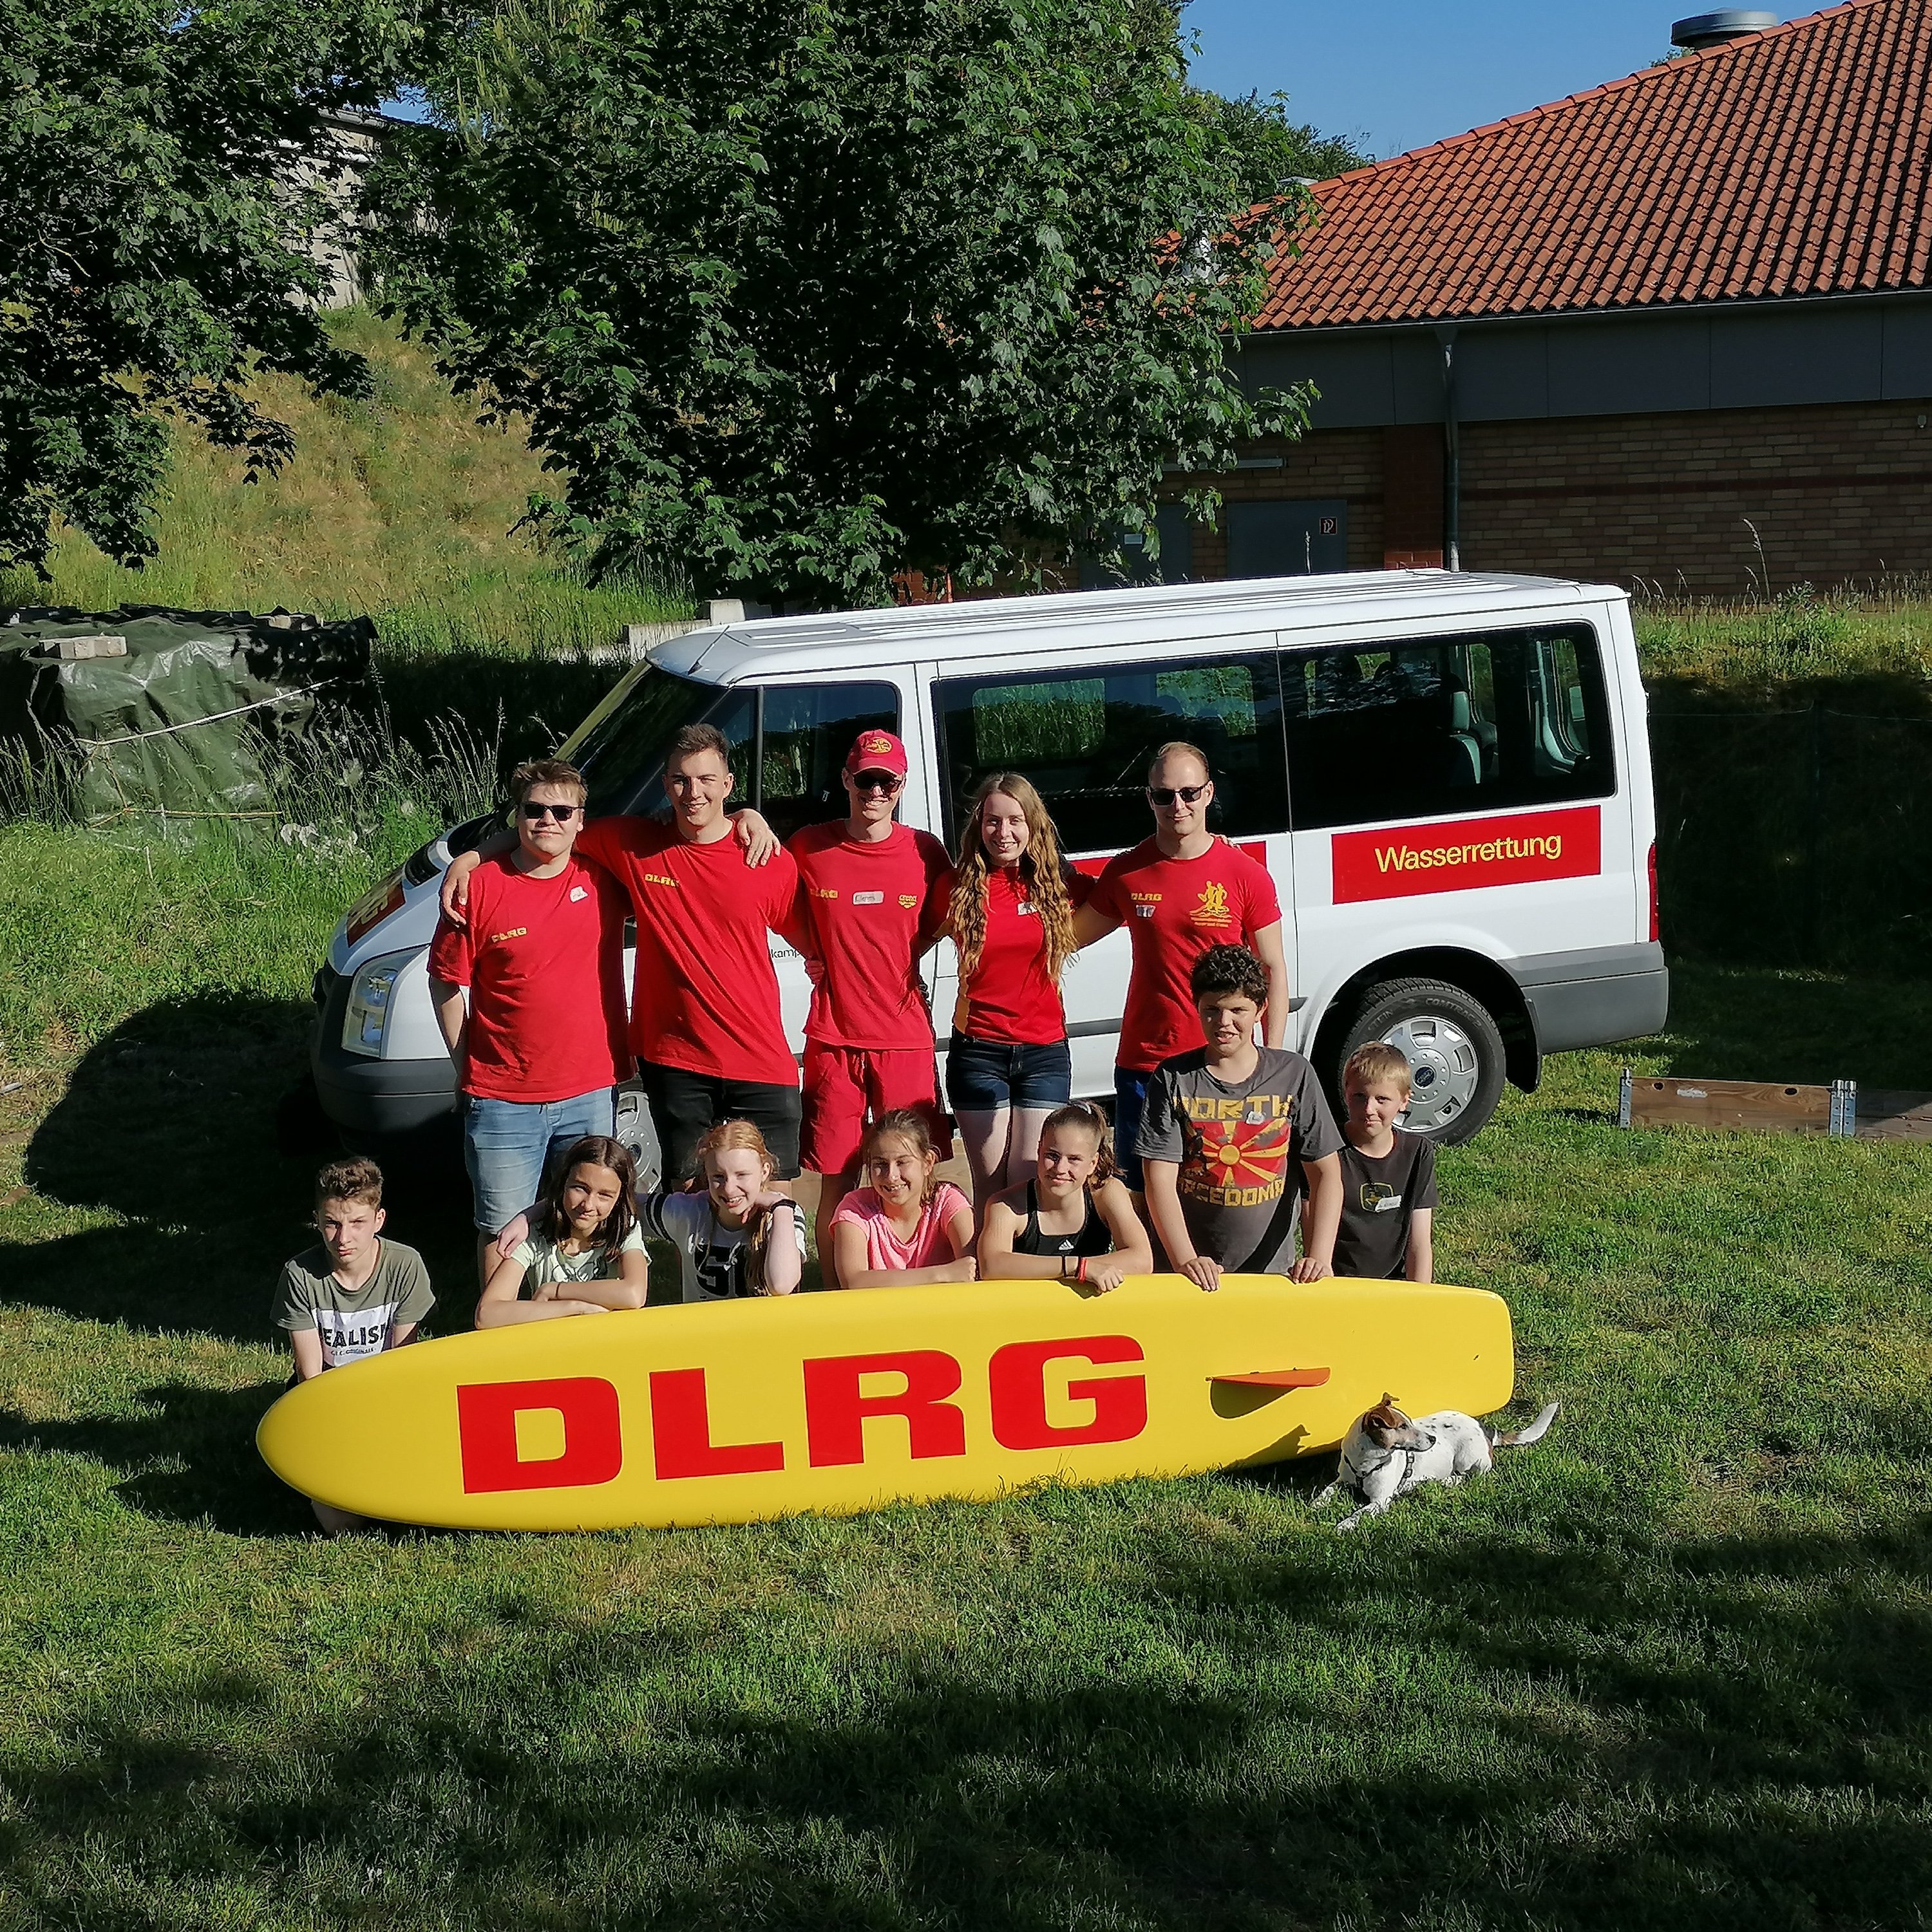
left=1183, top=1, right=1770, bottom=160
left=387, top=5, right=1784, bottom=155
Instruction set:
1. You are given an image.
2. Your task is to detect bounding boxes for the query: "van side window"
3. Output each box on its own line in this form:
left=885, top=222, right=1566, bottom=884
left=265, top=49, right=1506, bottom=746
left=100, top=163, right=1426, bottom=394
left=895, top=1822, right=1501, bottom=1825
left=757, top=683, right=900, bottom=840
left=1282, top=625, right=1612, bottom=831
left=935, top=655, right=1287, bottom=853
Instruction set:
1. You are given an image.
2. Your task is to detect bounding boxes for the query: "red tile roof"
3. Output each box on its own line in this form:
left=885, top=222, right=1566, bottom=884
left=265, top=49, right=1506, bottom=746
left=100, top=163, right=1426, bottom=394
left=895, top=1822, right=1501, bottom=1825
left=1254, top=0, right=1932, bottom=331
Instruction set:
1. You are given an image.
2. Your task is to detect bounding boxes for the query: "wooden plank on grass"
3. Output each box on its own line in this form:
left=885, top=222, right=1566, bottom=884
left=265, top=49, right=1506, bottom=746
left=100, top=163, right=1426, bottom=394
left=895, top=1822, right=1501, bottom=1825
left=1627, top=1075, right=1833, bottom=1135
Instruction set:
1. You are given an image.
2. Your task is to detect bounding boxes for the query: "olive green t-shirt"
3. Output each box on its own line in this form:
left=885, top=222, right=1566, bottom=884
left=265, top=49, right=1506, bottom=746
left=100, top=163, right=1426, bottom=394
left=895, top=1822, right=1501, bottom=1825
left=273, top=1240, right=435, bottom=1368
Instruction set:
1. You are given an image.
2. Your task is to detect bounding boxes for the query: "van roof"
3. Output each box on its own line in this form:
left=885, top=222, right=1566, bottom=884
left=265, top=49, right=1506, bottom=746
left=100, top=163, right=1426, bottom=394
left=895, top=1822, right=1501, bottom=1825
left=659, top=568, right=1622, bottom=681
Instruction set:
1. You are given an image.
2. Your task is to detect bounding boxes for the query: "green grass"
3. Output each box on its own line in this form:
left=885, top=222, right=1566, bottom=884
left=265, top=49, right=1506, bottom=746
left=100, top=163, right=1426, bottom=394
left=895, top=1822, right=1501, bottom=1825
left=0, top=307, right=686, bottom=663
left=4, top=802, right=1932, bottom=1927
left=7, top=395, right=1932, bottom=1919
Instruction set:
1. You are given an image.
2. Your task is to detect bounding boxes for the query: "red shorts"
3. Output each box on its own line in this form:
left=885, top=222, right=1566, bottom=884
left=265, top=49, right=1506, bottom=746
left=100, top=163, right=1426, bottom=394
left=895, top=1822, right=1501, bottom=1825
left=800, top=1043, right=952, bottom=1176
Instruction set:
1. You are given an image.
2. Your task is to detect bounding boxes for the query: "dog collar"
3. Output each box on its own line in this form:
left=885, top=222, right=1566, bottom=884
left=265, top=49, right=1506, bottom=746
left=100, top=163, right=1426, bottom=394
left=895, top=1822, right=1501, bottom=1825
left=1340, top=1441, right=1417, bottom=1502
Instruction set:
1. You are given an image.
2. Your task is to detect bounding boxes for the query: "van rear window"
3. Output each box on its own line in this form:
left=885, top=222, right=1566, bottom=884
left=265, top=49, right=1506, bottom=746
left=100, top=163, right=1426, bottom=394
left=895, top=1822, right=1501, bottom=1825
left=1283, top=625, right=1613, bottom=830
left=935, top=655, right=1289, bottom=854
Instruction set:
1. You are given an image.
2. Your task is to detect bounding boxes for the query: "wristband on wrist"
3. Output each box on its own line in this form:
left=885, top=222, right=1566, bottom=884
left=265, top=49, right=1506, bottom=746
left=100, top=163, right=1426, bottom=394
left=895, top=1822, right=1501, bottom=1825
left=1077, top=1255, right=1090, bottom=1283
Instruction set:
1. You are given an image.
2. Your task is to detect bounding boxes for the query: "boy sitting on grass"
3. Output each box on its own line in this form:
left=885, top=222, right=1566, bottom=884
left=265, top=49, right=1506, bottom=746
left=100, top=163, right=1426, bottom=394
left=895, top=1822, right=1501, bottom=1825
left=272, top=1156, right=433, bottom=1531
left=1137, top=944, right=1343, bottom=1291
left=1331, top=1041, right=1437, bottom=1282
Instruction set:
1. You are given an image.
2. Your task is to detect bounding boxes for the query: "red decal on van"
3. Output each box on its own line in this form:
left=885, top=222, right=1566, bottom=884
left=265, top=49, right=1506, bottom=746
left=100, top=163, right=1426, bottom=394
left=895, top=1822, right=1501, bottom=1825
left=988, top=1338, right=1148, bottom=1450
left=1071, top=839, right=1266, bottom=880
left=457, top=1377, right=622, bottom=1493
left=1331, top=808, right=1601, bottom=904
left=649, top=1368, right=785, bottom=1480
left=803, top=1350, right=967, bottom=1466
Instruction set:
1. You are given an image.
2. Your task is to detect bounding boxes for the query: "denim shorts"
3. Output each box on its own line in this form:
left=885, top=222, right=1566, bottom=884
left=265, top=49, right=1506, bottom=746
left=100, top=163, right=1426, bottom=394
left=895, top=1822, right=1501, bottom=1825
left=1112, top=1066, right=1155, bottom=1193
left=945, top=1035, right=1072, bottom=1111
left=462, top=1087, right=615, bottom=1234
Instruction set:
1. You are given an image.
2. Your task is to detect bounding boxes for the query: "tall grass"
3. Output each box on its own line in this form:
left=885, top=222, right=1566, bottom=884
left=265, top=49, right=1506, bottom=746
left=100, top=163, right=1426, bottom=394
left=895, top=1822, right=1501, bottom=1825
left=0, top=307, right=688, bottom=644
left=1634, top=578, right=1932, bottom=709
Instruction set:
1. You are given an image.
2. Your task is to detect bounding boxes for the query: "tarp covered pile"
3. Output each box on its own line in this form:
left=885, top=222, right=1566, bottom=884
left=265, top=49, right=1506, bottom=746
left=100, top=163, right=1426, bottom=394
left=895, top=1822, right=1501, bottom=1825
left=0, top=606, right=374, bottom=820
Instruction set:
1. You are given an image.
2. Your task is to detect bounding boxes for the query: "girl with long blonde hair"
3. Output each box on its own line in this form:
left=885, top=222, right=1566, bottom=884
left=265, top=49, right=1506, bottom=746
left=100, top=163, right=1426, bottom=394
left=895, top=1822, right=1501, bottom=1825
left=945, top=772, right=1088, bottom=1206
left=641, top=1118, right=804, bottom=1300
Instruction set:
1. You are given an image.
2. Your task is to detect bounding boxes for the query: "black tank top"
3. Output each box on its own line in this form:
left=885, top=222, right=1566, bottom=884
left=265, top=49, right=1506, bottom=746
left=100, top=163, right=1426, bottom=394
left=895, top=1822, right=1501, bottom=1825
left=1012, top=1182, right=1113, bottom=1259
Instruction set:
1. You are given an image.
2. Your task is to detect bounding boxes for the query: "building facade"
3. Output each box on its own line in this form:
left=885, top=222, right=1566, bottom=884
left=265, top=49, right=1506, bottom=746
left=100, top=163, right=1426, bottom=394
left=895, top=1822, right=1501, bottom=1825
left=1170, top=0, right=1932, bottom=593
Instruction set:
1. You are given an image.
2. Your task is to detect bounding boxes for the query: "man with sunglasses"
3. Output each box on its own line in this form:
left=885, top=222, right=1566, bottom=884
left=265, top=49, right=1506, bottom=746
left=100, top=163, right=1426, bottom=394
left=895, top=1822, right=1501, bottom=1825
left=430, top=758, right=630, bottom=1284
left=785, top=728, right=952, bottom=1281
left=1074, top=740, right=1290, bottom=1200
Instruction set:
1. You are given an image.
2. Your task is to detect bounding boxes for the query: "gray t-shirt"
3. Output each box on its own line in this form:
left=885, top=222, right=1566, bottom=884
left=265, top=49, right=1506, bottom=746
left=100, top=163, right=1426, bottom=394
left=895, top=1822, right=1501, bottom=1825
left=1136, top=1047, right=1343, bottom=1273
left=274, top=1240, right=435, bottom=1367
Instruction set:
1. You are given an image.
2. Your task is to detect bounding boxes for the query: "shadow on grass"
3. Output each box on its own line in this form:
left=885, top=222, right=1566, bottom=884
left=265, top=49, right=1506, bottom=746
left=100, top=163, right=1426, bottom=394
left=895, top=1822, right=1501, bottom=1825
left=9, top=994, right=478, bottom=1341
left=5, top=1509, right=1931, bottom=1928
left=1652, top=960, right=1932, bottom=1088
left=0, top=1381, right=316, bottom=1537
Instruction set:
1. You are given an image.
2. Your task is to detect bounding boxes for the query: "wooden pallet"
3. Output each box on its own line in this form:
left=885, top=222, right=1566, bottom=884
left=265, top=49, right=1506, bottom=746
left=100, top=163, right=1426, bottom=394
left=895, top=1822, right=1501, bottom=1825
left=1619, top=1073, right=1932, bottom=1142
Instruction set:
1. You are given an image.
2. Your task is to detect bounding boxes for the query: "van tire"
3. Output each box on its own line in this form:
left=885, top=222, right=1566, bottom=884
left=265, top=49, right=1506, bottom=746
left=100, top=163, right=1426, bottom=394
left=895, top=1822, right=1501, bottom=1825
left=1332, top=976, right=1507, bottom=1146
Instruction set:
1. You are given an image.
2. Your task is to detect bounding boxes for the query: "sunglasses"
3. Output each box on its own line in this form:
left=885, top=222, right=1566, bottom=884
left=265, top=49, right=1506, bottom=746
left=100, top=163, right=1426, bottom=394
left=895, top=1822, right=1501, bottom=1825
left=1147, top=782, right=1209, bottom=807
left=521, top=801, right=582, bottom=822
left=851, top=770, right=904, bottom=795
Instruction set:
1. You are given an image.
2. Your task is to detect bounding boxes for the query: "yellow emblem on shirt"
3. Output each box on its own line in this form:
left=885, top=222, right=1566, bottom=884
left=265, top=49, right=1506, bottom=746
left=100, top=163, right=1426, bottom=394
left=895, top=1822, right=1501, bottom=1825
left=1191, top=882, right=1233, bottom=929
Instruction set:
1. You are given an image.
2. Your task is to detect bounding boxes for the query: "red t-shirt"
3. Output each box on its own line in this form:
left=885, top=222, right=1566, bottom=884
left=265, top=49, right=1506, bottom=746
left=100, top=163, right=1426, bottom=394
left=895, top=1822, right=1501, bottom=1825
left=956, top=864, right=1092, bottom=1046
left=427, top=855, right=629, bottom=1103
left=574, top=816, right=800, bottom=1087
left=787, top=820, right=951, bottom=1050
left=1089, top=837, right=1283, bottom=1072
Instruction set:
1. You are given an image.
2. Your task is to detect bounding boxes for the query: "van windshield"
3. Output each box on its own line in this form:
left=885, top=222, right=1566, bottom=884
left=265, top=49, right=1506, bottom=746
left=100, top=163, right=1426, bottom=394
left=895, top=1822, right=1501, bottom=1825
left=553, top=663, right=902, bottom=837
left=556, top=664, right=755, bottom=819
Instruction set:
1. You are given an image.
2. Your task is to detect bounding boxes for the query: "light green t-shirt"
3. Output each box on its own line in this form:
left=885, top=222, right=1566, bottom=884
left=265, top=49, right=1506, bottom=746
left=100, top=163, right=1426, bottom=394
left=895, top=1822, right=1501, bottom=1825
left=511, top=1222, right=646, bottom=1290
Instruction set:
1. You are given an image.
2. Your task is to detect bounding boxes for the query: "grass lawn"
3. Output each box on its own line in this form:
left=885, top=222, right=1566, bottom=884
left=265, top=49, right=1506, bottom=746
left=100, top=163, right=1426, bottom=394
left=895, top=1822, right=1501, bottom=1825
left=2, top=810, right=1931, bottom=1930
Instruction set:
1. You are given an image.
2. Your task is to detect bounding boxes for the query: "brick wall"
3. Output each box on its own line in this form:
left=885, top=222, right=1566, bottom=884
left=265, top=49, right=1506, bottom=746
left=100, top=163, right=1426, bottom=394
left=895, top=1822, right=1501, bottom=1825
left=1178, top=426, right=1385, bottom=576
left=1462, top=399, right=1932, bottom=591
left=1174, top=398, right=1932, bottom=592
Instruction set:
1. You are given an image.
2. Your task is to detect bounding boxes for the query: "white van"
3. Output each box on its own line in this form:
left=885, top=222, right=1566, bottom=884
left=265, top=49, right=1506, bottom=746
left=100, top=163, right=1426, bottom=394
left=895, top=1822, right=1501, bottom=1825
left=312, top=569, right=1665, bottom=1171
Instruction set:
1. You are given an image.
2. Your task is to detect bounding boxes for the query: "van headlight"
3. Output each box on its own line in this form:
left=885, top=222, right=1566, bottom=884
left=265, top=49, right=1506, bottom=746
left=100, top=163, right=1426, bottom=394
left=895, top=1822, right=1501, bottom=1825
left=343, top=952, right=412, bottom=1058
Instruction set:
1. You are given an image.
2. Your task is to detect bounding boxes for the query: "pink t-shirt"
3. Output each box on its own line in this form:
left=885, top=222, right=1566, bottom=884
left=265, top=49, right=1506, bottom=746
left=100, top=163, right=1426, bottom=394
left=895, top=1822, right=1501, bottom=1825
left=831, top=1182, right=972, bottom=1272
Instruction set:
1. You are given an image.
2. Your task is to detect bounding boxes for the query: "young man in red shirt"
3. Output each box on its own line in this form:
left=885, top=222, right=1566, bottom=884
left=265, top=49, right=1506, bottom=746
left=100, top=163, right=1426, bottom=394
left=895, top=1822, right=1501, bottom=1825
left=1075, top=739, right=1291, bottom=1196
left=430, top=757, right=630, bottom=1284
left=440, top=725, right=797, bottom=1188
left=786, top=729, right=952, bottom=1282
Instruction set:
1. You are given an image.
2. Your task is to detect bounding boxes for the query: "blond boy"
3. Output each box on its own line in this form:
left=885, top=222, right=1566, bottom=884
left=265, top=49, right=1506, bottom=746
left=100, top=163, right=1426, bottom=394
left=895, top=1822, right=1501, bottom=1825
left=1332, top=1042, right=1437, bottom=1282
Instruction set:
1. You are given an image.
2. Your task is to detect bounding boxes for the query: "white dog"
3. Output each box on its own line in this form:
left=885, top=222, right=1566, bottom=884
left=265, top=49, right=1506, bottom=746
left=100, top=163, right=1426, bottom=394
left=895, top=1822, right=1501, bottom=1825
left=1312, top=1392, right=1560, bottom=1531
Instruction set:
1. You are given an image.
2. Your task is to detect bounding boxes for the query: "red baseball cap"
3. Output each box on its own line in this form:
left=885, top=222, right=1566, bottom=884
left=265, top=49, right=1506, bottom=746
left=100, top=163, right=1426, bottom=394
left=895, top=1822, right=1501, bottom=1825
left=845, top=728, right=908, bottom=777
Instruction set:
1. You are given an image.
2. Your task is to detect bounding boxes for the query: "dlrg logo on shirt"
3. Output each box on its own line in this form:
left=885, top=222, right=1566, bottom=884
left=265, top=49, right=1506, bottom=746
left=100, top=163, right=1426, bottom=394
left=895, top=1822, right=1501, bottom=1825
left=1190, top=882, right=1233, bottom=930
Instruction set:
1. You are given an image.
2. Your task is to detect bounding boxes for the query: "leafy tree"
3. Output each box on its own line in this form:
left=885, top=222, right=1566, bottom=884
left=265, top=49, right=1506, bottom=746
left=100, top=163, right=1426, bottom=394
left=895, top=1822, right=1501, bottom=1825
left=370, top=0, right=1331, bottom=608
left=0, top=0, right=421, bottom=578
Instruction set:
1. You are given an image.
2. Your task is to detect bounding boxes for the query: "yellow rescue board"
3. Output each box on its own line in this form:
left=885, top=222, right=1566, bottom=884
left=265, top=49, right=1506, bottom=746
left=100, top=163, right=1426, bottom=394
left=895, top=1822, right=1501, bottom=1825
left=256, top=1273, right=1513, bottom=1531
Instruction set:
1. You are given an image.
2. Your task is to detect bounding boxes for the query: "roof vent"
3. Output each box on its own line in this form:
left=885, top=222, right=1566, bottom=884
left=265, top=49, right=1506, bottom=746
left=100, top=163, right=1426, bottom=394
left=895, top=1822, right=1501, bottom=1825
left=1671, top=10, right=1779, bottom=50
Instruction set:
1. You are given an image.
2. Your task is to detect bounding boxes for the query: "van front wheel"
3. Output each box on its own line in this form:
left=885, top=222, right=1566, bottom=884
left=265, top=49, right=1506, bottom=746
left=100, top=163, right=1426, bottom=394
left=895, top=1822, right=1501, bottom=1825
left=1332, top=977, right=1506, bottom=1145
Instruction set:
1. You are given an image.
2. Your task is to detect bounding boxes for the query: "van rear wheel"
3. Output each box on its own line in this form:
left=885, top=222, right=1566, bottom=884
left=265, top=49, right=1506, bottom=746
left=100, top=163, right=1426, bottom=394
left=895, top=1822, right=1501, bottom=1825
left=1333, top=977, right=1506, bottom=1146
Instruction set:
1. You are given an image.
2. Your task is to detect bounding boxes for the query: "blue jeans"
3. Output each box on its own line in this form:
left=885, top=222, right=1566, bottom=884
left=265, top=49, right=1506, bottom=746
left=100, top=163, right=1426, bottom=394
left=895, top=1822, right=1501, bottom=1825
left=462, top=1088, right=615, bottom=1234
left=1112, top=1066, right=1155, bottom=1192
left=945, top=1035, right=1073, bottom=1111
